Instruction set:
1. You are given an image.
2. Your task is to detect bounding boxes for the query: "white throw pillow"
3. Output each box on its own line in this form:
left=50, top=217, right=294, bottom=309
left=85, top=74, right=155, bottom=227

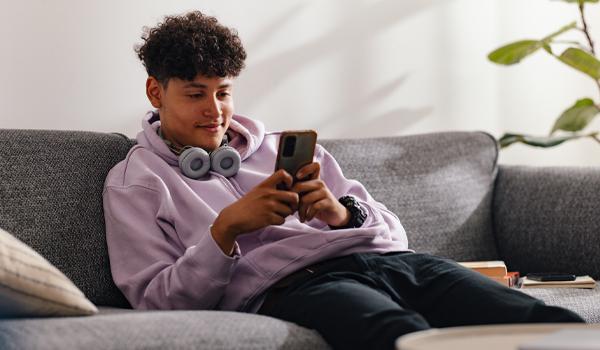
left=0, top=227, right=98, bottom=318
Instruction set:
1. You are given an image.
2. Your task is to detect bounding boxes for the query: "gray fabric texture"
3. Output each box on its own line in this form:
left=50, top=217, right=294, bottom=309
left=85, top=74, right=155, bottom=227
left=319, top=131, right=500, bottom=261
left=0, top=310, right=331, bottom=350
left=516, top=286, right=600, bottom=324
left=494, top=165, right=600, bottom=279
left=0, top=129, right=133, bottom=308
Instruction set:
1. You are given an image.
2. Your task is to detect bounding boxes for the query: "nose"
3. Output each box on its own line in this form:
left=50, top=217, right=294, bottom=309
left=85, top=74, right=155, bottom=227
left=204, top=94, right=221, bottom=118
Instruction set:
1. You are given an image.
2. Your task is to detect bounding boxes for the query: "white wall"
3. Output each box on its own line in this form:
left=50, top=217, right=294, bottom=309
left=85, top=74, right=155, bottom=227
left=1, top=0, right=599, bottom=166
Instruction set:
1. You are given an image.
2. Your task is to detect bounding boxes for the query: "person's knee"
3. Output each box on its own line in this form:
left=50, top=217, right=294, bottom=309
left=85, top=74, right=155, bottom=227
left=527, top=302, right=586, bottom=324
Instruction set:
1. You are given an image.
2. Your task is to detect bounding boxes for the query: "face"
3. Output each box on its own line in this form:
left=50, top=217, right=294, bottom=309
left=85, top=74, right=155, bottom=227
left=146, top=74, right=234, bottom=153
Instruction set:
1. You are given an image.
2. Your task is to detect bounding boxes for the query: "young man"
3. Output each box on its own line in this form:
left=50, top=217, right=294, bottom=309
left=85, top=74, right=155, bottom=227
left=103, top=11, right=584, bottom=350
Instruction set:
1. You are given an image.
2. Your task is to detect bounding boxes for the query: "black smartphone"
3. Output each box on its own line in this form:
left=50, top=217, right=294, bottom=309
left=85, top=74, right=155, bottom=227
left=275, top=130, right=317, bottom=190
left=526, top=273, right=576, bottom=282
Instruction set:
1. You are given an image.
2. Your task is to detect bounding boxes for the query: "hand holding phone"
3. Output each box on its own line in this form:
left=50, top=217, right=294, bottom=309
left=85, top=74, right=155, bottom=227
left=275, top=130, right=317, bottom=190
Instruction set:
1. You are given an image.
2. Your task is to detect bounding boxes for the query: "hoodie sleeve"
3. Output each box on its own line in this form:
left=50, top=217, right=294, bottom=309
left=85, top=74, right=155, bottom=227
left=314, top=145, right=408, bottom=245
left=103, top=183, right=240, bottom=310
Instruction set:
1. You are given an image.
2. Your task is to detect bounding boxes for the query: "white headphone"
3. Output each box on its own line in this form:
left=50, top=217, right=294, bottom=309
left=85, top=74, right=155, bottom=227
left=158, top=127, right=241, bottom=178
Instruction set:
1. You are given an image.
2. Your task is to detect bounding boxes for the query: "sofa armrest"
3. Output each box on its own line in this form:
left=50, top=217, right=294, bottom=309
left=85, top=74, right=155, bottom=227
left=493, top=165, right=600, bottom=279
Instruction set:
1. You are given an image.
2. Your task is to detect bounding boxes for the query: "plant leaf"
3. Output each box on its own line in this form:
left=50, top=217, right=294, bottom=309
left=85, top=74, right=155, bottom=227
left=539, top=22, right=578, bottom=44
left=558, top=48, right=600, bottom=80
left=488, top=40, right=541, bottom=65
left=499, top=133, right=587, bottom=148
left=488, top=22, right=576, bottom=65
left=551, top=98, right=600, bottom=133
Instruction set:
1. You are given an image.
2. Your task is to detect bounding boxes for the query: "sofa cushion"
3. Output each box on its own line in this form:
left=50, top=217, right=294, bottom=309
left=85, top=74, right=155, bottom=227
left=319, top=132, right=500, bottom=261
left=0, top=227, right=98, bottom=317
left=517, top=286, right=600, bottom=324
left=0, top=129, right=134, bottom=308
left=0, top=309, right=332, bottom=350
left=494, top=166, right=600, bottom=279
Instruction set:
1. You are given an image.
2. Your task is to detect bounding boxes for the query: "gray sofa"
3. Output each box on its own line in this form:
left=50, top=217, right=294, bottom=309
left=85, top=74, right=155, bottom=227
left=0, top=129, right=598, bottom=349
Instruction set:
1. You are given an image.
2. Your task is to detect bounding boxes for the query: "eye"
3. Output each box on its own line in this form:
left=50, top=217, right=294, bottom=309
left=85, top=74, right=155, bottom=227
left=189, top=94, right=201, bottom=99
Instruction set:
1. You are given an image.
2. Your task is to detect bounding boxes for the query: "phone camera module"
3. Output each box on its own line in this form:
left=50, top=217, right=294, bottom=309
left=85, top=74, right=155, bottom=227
left=282, top=135, right=296, bottom=157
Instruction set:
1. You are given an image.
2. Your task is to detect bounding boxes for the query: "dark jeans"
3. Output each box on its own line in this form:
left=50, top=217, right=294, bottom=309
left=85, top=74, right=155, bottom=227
left=269, top=252, right=585, bottom=350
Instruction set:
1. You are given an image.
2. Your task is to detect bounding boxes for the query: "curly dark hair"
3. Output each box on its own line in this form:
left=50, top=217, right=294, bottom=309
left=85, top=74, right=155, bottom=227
left=135, top=11, right=247, bottom=86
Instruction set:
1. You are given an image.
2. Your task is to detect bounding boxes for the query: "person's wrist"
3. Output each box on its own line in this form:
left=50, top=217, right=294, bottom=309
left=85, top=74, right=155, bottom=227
left=211, top=217, right=237, bottom=256
left=336, top=206, right=351, bottom=227
left=329, top=196, right=367, bottom=230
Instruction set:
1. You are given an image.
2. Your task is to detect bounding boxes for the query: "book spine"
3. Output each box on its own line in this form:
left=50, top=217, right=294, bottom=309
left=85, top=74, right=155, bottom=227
left=470, top=267, right=507, bottom=278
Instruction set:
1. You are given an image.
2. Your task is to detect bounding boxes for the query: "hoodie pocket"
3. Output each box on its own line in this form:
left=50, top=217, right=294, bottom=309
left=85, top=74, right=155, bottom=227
left=257, top=225, right=309, bottom=246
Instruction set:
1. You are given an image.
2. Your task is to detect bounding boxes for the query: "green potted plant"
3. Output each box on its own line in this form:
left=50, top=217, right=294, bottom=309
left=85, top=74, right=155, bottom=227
left=489, top=0, right=600, bottom=148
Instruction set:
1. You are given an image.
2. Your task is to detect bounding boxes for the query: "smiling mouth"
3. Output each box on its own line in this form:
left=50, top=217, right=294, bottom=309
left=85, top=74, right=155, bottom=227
left=197, top=124, right=222, bottom=133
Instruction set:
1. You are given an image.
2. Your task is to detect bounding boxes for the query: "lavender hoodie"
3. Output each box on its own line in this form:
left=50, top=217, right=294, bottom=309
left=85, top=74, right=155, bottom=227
left=103, top=110, right=409, bottom=313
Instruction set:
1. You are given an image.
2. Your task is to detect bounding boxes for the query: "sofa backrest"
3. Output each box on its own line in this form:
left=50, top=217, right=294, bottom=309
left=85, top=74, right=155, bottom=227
left=0, top=129, right=500, bottom=308
left=320, top=131, right=500, bottom=262
left=0, top=129, right=133, bottom=308
left=494, top=165, right=600, bottom=279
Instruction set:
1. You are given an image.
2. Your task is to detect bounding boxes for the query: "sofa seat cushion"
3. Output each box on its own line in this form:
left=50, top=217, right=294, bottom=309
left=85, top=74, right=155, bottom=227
left=0, top=310, right=332, bottom=350
left=517, top=286, right=600, bottom=324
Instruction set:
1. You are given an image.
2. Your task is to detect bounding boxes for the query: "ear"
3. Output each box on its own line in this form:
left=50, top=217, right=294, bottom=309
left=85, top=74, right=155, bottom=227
left=146, top=77, right=163, bottom=108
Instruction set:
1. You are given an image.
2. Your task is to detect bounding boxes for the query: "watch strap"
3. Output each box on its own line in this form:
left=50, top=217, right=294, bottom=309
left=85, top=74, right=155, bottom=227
left=329, top=196, right=367, bottom=229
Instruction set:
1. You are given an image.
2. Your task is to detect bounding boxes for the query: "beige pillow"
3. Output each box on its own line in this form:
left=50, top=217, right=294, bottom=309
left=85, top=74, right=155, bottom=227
left=0, top=227, right=98, bottom=317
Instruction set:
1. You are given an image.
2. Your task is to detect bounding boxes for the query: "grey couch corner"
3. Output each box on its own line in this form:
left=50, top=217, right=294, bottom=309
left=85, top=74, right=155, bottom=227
left=0, top=129, right=598, bottom=349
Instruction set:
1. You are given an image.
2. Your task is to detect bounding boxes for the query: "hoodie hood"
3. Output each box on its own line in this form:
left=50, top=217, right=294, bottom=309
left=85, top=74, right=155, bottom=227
left=137, top=110, right=265, bottom=165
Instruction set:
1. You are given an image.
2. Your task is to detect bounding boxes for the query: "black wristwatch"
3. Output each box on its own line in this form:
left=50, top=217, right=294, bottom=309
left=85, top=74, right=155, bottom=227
left=330, top=196, right=367, bottom=229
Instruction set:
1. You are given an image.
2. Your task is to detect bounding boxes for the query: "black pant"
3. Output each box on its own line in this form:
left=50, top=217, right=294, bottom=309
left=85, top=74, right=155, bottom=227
left=269, top=252, right=585, bottom=350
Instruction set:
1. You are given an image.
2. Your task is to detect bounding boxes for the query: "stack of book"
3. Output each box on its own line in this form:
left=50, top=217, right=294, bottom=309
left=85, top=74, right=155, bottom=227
left=457, top=261, right=520, bottom=287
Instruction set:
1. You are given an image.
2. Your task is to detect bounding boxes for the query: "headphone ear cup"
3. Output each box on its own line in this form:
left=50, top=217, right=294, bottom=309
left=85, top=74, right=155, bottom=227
left=179, top=147, right=211, bottom=179
left=210, top=146, right=241, bottom=177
